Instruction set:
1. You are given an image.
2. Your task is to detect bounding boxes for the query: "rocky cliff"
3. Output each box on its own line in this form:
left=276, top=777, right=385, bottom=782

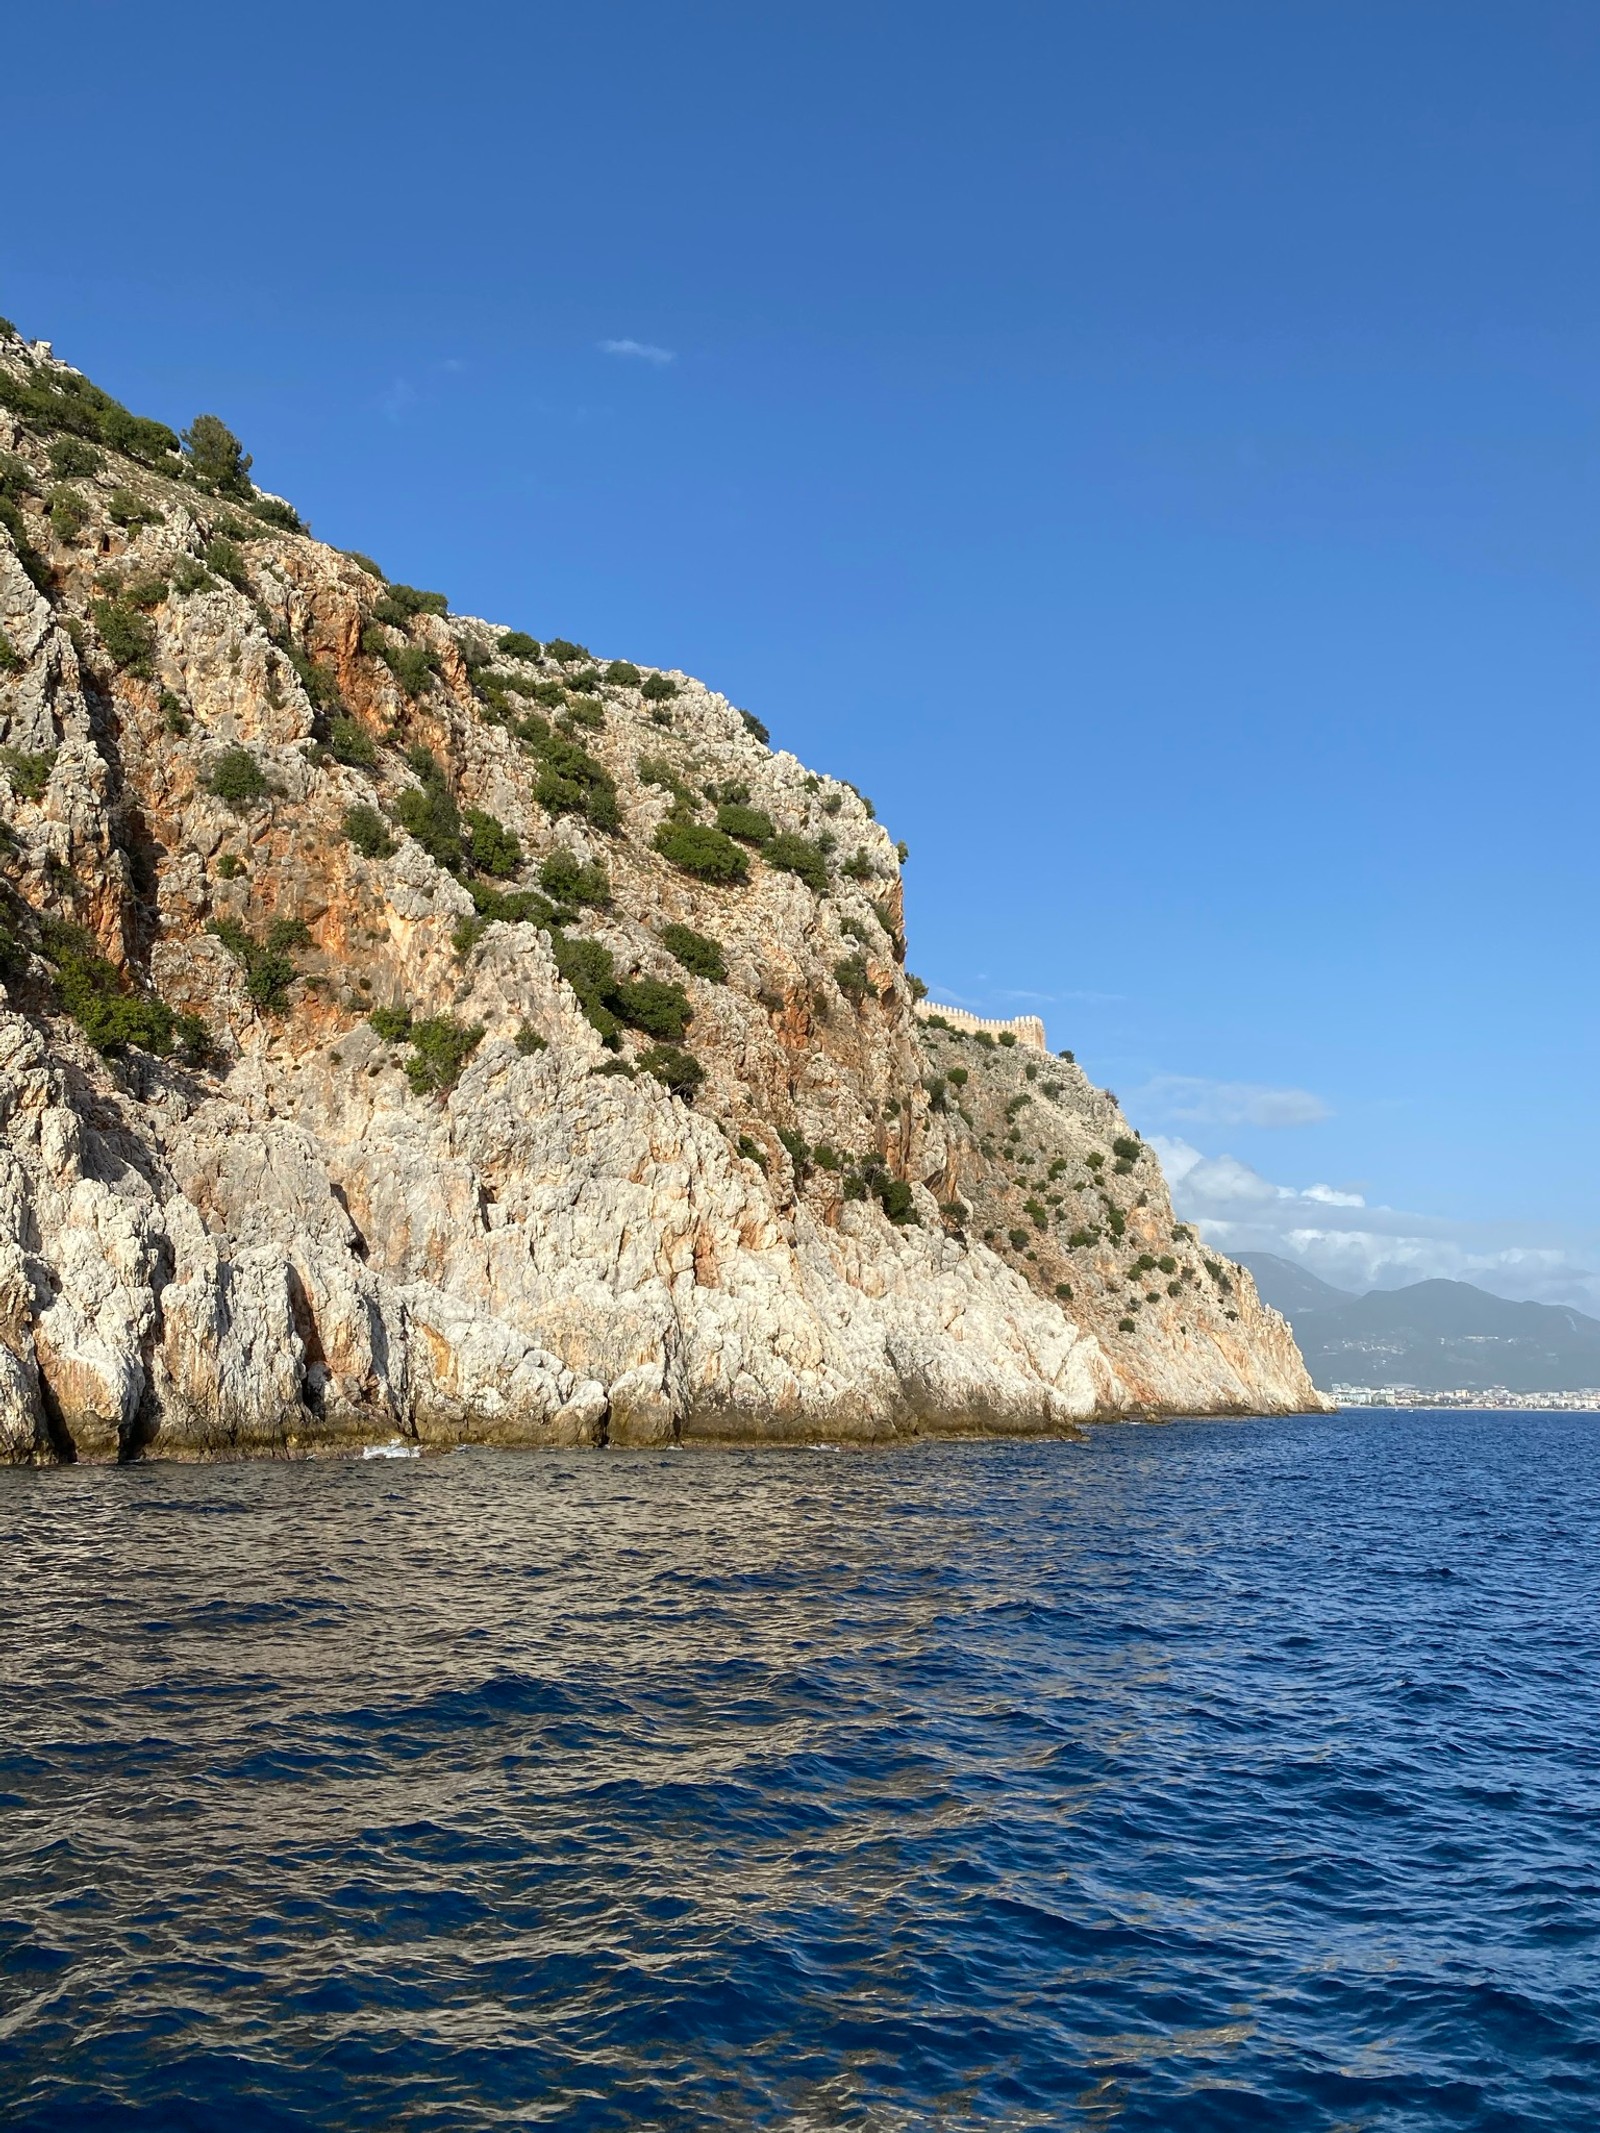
left=0, top=326, right=1325, bottom=1461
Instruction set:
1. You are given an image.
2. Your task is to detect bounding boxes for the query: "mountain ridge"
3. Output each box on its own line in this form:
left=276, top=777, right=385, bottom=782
left=1240, top=1255, right=1600, bottom=1393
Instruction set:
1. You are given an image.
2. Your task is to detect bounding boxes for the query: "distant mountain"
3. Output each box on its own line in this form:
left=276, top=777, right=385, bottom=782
left=1250, top=1270, right=1600, bottom=1393
left=1238, top=1252, right=1355, bottom=1318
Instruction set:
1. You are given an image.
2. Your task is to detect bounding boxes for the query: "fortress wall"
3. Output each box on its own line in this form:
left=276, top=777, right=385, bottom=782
left=913, top=1001, right=1048, bottom=1052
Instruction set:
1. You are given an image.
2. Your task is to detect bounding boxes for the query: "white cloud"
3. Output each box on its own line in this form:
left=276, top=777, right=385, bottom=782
left=1133, top=1074, right=1331, bottom=1128
left=379, top=377, right=418, bottom=423
left=1151, top=1137, right=1600, bottom=1313
left=599, top=338, right=675, bottom=365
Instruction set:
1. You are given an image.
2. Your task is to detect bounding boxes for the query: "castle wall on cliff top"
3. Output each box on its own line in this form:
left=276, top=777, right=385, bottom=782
left=914, top=1002, right=1047, bottom=1052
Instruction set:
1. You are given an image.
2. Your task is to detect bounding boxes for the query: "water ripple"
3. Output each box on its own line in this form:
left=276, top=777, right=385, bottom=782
left=2, top=1410, right=1598, bottom=2128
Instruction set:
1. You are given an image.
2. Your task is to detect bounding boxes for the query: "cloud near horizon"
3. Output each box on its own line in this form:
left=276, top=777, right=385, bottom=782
left=1151, top=1136, right=1600, bottom=1314
left=599, top=338, right=675, bottom=365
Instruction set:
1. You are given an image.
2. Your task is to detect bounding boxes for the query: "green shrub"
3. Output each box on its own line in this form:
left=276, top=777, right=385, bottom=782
left=463, top=807, right=521, bottom=877
left=345, top=551, right=386, bottom=579
left=369, top=1005, right=413, bottom=1041
left=207, top=748, right=273, bottom=813
left=613, top=976, right=692, bottom=1041
left=173, top=1011, right=214, bottom=1067
left=946, top=1065, right=968, bottom=1087
left=877, top=1177, right=916, bottom=1224
left=539, top=851, right=610, bottom=908
left=49, top=436, right=102, bottom=478
left=215, top=852, right=244, bottom=879
left=1023, top=1197, right=1048, bottom=1231
left=0, top=630, right=19, bottom=674
left=833, top=953, right=870, bottom=1001
left=470, top=882, right=557, bottom=927
left=764, top=832, right=829, bottom=895
left=0, top=498, right=49, bottom=591
left=203, top=536, right=249, bottom=590
left=550, top=932, right=621, bottom=1045
left=373, top=584, right=449, bottom=626
left=715, top=801, right=774, bottom=844
left=737, top=1134, right=767, bottom=1169
left=209, top=915, right=303, bottom=1012
left=567, top=668, right=603, bottom=693
left=515, top=1024, right=548, bottom=1055
left=640, top=671, right=678, bottom=701
left=1112, top=1136, right=1142, bottom=1162
left=1008, top=1226, right=1030, bottom=1252
left=102, top=408, right=182, bottom=463
left=169, top=556, right=211, bottom=596
left=0, top=748, right=55, bottom=802
left=252, top=496, right=303, bottom=532
left=546, top=637, right=589, bottom=665
left=1106, top=1208, right=1127, bottom=1239
left=42, top=921, right=174, bottom=1057
left=659, top=922, right=726, bottom=983
left=840, top=846, right=873, bottom=882
left=181, top=414, right=253, bottom=496
left=0, top=454, right=33, bottom=500
left=527, top=680, right=567, bottom=707
left=604, top=660, right=640, bottom=686
left=405, top=1015, right=484, bottom=1095
left=47, top=485, right=89, bottom=544
left=107, top=485, right=160, bottom=528
left=637, top=755, right=697, bottom=808
left=740, top=709, right=770, bottom=744
left=532, top=736, right=619, bottom=830
left=653, top=818, right=749, bottom=884
left=563, top=695, right=605, bottom=730
left=389, top=643, right=440, bottom=697
left=343, top=803, right=396, bottom=858
left=636, top=1043, right=704, bottom=1101
left=395, top=778, right=462, bottom=870
left=1085, top=1151, right=1105, bottom=1170
left=497, top=630, right=541, bottom=661
left=329, top=716, right=377, bottom=768
left=452, top=915, right=487, bottom=960
left=1066, top=1228, right=1098, bottom=1248
left=115, top=570, right=167, bottom=612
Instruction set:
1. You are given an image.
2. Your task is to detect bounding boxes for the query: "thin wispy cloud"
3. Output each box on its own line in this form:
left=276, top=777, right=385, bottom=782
left=379, top=377, right=418, bottom=424
left=1133, top=1074, right=1331, bottom=1130
left=599, top=338, right=675, bottom=366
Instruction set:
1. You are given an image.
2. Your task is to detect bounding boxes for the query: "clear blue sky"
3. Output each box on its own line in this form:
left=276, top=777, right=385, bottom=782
left=5, top=2, right=1597, bottom=1300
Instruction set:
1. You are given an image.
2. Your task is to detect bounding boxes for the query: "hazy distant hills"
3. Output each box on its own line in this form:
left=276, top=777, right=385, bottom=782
left=1240, top=1253, right=1600, bottom=1393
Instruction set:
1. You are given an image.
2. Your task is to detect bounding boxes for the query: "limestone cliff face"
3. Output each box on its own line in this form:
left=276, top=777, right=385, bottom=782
left=0, top=330, right=1326, bottom=1461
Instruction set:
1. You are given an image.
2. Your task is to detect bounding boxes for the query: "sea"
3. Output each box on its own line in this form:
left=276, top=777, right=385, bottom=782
left=2, top=1408, right=1596, bottom=2130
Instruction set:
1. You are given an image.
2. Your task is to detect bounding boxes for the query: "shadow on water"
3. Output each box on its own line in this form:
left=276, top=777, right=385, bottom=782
left=1, top=1411, right=1598, bottom=2129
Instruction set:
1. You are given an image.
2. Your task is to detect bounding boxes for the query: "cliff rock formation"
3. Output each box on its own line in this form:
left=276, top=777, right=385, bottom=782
left=0, top=327, right=1326, bottom=1460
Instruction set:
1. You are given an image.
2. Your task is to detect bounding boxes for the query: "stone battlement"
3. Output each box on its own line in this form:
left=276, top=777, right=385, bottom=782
left=913, top=1001, right=1048, bottom=1052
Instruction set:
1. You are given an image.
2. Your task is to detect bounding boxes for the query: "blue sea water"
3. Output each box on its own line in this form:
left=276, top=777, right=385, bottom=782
left=1, top=1409, right=1598, bottom=2131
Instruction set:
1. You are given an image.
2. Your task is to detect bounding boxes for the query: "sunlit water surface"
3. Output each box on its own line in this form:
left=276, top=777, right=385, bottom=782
left=2, top=1410, right=1598, bottom=2130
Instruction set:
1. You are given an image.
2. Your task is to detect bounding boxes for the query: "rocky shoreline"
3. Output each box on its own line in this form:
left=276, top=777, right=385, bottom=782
left=0, top=327, right=1326, bottom=1463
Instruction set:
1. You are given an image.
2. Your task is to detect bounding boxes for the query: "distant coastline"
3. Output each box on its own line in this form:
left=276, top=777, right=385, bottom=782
left=1333, top=1385, right=1600, bottom=1412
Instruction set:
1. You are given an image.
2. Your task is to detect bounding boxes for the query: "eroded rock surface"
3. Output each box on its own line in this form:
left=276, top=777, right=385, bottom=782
left=0, top=331, right=1326, bottom=1460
